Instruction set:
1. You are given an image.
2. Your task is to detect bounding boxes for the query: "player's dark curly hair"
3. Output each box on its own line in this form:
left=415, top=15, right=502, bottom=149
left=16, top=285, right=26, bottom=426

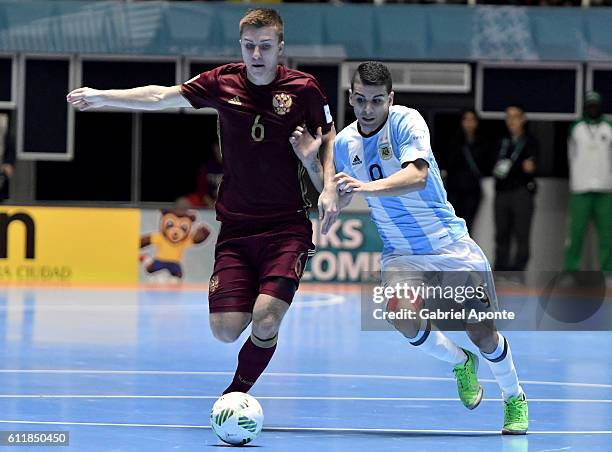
left=351, top=61, right=392, bottom=94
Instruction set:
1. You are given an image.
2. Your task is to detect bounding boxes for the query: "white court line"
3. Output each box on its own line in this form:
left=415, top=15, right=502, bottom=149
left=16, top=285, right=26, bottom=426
left=293, top=294, right=346, bottom=308
left=0, top=370, right=611, bottom=389
left=0, top=395, right=611, bottom=403
left=0, top=294, right=346, bottom=310
left=0, top=420, right=609, bottom=435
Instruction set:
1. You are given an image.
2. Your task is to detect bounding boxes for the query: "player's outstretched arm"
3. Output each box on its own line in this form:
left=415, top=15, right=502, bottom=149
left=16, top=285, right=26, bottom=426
left=66, top=85, right=191, bottom=111
left=335, top=159, right=429, bottom=198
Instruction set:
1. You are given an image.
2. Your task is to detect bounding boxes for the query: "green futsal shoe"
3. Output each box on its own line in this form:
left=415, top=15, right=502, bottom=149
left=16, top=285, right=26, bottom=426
left=502, top=393, right=528, bottom=435
left=453, top=349, right=483, bottom=410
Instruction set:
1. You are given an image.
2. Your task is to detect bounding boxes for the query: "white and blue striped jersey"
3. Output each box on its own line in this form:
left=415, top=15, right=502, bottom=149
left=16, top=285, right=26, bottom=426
left=334, top=105, right=467, bottom=256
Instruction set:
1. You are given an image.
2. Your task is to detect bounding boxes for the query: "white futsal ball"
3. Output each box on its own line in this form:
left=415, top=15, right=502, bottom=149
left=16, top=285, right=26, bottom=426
left=210, top=392, right=264, bottom=445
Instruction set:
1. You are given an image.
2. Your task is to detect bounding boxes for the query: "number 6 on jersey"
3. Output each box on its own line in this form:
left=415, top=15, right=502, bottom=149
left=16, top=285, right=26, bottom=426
left=251, top=115, right=265, bottom=142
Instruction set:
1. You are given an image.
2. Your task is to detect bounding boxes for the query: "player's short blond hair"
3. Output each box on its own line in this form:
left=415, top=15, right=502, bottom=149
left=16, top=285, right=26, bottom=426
left=239, top=8, right=284, bottom=43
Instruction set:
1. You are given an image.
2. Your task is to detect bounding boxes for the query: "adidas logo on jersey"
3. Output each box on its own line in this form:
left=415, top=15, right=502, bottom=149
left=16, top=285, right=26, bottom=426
left=352, top=155, right=363, bottom=165
left=228, top=96, right=242, bottom=105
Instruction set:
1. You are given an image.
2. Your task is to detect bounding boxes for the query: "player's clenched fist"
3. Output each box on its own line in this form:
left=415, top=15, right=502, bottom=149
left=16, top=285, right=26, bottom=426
left=66, top=87, right=106, bottom=111
left=334, top=172, right=367, bottom=194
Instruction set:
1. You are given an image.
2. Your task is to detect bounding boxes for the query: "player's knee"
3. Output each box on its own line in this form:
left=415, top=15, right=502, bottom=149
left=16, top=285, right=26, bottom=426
left=210, top=324, right=242, bottom=343
left=252, top=305, right=282, bottom=339
left=393, top=318, right=420, bottom=340
left=252, top=313, right=281, bottom=340
left=466, top=322, right=498, bottom=351
left=209, top=313, right=249, bottom=343
left=386, top=295, right=421, bottom=337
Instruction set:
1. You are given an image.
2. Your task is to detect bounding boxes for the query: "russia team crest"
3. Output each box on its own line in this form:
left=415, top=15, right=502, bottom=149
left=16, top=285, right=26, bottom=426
left=209, top=275, right=219, bottom=293
left=273, top=93, right=293, bottom=115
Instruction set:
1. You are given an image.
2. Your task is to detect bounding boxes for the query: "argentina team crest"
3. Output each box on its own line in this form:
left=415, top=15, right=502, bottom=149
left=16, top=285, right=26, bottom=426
left=379, top=143, right=392, bottom=160
left=272, top=93, right=293, bottom=115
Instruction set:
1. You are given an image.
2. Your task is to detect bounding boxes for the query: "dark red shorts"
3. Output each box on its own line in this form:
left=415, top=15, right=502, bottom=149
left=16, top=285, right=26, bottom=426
left=208, top=217, right=314, bottom=313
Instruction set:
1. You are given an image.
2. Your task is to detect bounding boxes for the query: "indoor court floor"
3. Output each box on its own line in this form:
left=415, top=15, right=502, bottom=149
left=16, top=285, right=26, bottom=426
left=0, top=285, right=610, bottom=451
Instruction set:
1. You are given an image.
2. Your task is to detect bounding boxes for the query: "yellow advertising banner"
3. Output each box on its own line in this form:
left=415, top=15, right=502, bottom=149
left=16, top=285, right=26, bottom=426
left=0, top=206, right=140, bottom=284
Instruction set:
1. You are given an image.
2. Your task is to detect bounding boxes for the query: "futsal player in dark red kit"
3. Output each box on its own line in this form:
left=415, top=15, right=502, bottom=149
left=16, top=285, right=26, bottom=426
left=67, top=8, right=338, bottom=394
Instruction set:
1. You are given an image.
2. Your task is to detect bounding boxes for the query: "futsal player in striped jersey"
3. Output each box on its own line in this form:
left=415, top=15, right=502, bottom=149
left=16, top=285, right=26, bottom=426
left=292, top=61, right=528, bottom=434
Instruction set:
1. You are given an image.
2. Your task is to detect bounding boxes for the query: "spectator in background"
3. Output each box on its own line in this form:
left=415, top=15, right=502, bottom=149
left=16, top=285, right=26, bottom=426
left=493, top=105, right=538, bottom=273
left=178, top=141, right=223, bottom=208
left=443, top=109, right=488, bottom=232
left=564, top=91, right=612, bottom=273
left=0, top=112, right=15, bottom=202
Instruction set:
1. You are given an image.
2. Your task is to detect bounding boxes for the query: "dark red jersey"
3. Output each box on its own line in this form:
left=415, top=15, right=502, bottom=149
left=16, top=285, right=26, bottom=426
left=181, top=64, right=333, bottom=223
